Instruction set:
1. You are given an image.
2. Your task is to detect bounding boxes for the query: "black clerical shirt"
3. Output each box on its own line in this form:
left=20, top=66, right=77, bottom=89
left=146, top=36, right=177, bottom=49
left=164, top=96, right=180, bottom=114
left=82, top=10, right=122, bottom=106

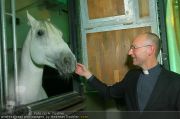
left=137, top=64, right=162, bottom=111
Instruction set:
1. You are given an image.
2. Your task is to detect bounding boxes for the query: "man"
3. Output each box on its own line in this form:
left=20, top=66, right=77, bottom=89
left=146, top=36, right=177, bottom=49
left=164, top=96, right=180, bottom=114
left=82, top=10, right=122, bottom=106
left=75, top=32, right=180, bottom=118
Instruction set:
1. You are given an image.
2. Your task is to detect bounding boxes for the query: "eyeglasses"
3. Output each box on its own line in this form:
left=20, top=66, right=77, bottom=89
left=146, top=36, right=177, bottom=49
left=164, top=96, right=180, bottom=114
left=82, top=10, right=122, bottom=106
left=129, top=45, right=152, bottom=50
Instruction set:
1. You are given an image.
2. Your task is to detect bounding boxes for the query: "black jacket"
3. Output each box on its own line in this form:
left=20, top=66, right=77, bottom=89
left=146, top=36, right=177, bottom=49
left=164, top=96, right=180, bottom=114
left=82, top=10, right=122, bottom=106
left=88, top=67, right=180, bottom=118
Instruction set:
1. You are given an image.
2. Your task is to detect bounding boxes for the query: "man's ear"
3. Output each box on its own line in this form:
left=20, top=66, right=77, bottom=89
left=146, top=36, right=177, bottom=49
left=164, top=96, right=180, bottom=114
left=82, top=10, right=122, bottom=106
left=147, top=45, right=155, bottom=56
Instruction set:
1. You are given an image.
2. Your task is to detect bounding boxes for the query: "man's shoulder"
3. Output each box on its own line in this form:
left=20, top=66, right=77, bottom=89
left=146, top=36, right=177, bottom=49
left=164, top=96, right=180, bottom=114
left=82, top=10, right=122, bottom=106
left=161, top=67, right=180, bottom=80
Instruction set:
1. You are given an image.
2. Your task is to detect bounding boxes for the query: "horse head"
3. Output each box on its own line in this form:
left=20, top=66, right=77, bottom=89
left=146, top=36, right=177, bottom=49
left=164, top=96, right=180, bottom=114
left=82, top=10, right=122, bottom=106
left=26, top=12, right=76, bottom=76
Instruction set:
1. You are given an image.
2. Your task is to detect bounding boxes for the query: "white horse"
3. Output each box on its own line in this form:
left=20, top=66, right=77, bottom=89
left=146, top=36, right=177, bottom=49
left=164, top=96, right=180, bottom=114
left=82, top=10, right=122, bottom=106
left=8, top=12, right=76, bottom=107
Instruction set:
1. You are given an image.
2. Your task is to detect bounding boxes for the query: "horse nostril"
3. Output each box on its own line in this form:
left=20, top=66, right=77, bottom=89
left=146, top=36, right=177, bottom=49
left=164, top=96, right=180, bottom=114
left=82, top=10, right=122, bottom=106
left=64, top=57, right=71, bottom=65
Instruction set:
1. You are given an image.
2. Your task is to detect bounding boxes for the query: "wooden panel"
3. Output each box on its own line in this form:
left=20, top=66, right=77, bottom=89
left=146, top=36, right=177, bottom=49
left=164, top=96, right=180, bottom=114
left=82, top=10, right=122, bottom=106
left=87, top=27, right=151, bottom=85
left=87, top=0, right=125, bottom=19
left=138, top=0, right=149, bottom=17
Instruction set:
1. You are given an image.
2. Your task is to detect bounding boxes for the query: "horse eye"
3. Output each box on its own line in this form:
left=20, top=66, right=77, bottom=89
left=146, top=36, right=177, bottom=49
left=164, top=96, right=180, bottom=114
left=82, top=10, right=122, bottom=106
left=37, top=30, right=44, bottom=36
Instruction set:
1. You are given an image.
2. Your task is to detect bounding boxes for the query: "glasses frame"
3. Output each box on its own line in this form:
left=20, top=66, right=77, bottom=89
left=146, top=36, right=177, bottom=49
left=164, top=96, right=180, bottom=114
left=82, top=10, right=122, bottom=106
left=129, top=45, right=152, bottom=50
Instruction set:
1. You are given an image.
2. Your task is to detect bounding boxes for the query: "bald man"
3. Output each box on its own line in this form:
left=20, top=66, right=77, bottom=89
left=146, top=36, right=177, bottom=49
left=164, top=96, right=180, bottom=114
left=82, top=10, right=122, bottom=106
left=75, top=32, right=180, bottom=118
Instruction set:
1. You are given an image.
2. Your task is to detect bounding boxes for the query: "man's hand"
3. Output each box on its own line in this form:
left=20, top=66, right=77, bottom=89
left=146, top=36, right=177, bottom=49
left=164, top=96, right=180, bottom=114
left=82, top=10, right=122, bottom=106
left=75, top=63, right=92, bottom=79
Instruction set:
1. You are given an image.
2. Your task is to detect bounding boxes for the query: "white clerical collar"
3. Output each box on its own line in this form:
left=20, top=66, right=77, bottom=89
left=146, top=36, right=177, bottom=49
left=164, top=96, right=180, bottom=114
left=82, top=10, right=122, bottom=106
left=142, top=64, right=160, bottom=75
left=143, top=69, right=149, bottom=75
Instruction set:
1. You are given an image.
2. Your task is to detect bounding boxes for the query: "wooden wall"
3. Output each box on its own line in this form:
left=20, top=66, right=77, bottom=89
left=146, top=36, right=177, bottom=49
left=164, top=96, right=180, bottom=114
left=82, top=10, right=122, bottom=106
left=138, top=0, right=149, bottom=17
left=87, top=0, right=125, bottom=19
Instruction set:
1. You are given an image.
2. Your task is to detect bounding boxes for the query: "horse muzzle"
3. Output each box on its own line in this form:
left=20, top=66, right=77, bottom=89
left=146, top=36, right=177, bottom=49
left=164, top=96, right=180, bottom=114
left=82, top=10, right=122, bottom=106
left=55, top=52, right=76, bottom=76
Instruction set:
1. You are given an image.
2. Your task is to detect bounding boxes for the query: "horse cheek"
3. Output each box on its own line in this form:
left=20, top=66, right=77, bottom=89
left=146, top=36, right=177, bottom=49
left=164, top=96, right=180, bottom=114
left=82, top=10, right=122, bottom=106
left=30, top=42, right=46, bottom=65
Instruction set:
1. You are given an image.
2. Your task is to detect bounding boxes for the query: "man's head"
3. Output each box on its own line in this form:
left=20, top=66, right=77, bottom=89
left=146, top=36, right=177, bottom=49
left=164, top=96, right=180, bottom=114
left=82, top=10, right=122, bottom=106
left=128, top=32, right=161, bottom=69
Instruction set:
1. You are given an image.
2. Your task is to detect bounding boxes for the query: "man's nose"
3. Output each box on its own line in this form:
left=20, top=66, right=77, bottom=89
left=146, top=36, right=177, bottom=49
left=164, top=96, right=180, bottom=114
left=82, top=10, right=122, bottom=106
left=128, top=49, right=133, bottom=55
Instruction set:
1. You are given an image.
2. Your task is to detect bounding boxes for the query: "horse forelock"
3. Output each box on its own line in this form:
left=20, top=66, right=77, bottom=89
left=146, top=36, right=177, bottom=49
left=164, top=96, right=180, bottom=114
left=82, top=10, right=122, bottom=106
left=44, top=21, right=63, bottom=37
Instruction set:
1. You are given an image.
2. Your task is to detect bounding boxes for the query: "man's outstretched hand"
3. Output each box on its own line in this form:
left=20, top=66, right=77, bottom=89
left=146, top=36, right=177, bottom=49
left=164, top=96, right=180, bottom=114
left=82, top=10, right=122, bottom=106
left=75, top=63, right=92, bottom=79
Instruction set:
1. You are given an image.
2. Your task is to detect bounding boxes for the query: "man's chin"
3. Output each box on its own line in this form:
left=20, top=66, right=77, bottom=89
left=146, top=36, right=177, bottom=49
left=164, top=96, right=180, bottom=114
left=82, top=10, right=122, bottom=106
left=132, top=62, right=138, bottom=66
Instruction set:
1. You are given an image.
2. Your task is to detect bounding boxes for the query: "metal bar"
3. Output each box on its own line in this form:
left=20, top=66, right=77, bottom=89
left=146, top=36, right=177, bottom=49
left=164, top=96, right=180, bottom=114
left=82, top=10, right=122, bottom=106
left=0, top=0, right=9, bottom=110
left=11, top=0, right=19, bottom=106
left=26, top=92, right=85, bottom=111
left=0, top=17, right=3, bottom=111
left=157, top=0, right=170, bottom=70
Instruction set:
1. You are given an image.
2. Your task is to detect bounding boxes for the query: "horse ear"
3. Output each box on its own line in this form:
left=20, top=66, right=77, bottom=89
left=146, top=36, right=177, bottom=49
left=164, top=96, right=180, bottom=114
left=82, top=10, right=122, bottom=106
left=27, top=11, right=38, bottom=27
